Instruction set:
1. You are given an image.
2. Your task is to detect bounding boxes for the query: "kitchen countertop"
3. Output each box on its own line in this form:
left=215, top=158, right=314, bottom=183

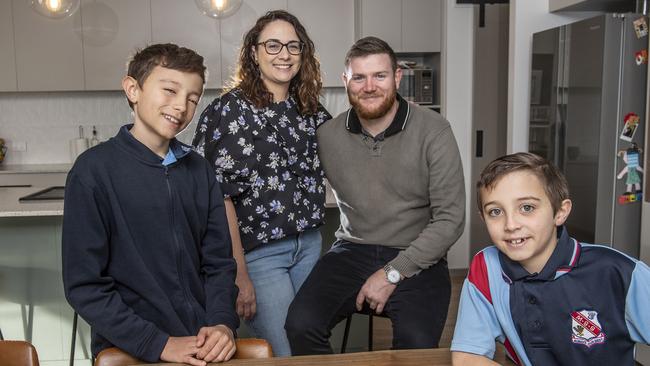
left=0, top=163, right=72, bottom=174
left=0, top=187, right=64, bottom=217
left=0, top=165, right=337, bottom=214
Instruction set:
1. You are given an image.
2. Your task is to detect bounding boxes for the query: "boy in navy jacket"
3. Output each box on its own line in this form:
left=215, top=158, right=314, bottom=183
left=451, top=152, right=650, bottom=365
left=62, top=44, right=238, bottom=365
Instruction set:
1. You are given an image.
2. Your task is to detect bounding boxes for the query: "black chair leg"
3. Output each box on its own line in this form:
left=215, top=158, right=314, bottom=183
left=0, top=326, right=4, bottom=340
left=340, top=315, right=352, bottom=353
left=70, top=312, right=78, bottom=366
left=368, top=313, right=373, bottom=351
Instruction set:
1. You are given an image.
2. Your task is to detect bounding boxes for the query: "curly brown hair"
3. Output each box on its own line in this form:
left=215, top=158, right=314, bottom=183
left=226, top=10, right=322, bottom=115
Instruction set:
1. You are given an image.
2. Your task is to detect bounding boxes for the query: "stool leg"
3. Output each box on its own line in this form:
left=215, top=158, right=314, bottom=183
left=70, top=312, right=78, bottom=366
left=340, top=315, right=352, bottom=353
left=368, top=313, right=373, bottom=351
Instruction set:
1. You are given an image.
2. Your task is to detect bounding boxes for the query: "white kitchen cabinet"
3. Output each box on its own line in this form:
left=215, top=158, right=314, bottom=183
left=402, top=0, right=441, bottom=52
left=82, top=0, right=151, bottom=90
left=359, top=0, right=401, bottom=51
left=12, top=0, right=84, bottom=91
left=220, top=0, right=287, bottom=87
left=151, top=0, right=223, bottom=89
left=288, top=0, right=355, bottom=87
left=360, top=0, right=442, bottom=52
left=0, top=0, right=17, bottom=91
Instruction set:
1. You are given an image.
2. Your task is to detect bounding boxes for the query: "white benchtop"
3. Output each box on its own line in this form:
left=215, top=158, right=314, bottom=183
left=0, top=163, right=72, bottom=174
left=0, top=187, right=64, bottom=217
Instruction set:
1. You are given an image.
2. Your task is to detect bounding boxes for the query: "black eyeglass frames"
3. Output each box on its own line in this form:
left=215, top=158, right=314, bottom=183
left=256, top=39, right=304, bottom=55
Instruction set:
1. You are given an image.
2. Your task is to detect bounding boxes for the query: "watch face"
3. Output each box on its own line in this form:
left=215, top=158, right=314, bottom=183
left=387, top=269, right=401, bottom=284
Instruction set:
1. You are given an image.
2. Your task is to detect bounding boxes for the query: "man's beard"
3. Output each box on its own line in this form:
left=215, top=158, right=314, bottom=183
left=348, top=86, right=397, bottom=120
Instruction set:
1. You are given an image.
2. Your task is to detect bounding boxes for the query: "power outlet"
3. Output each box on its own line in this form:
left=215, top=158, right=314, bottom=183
left=10, top=141, right=27, bottom=152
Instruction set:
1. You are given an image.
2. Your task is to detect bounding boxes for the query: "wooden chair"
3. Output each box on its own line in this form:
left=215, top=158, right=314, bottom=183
left=0, top=340, right=40, bottom=366
left=94, top=338, right=273, bottom=365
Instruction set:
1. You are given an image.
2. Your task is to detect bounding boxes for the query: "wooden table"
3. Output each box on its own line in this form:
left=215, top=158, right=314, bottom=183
left=141, top=348, right=513, bottom=366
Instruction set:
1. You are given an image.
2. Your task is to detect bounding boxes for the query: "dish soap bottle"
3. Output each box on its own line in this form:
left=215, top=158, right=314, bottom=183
left=90, top=126, right=100, bottom=147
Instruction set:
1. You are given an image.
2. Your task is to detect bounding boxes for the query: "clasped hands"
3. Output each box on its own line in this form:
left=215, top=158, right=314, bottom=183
left=160, top=324, right=236, bottom=365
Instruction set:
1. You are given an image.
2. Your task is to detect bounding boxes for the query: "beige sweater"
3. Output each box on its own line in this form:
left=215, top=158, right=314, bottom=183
left=317, top=101, right=465, bottom=277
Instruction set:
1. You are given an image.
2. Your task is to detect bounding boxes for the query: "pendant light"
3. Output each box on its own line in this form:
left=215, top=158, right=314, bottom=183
left=31, top=0, right=80, bottom=19
left=194, top=0, right=243, bottom=19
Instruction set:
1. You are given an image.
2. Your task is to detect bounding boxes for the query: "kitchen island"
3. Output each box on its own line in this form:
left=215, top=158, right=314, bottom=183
left=0, top=165, right=92, bottom=366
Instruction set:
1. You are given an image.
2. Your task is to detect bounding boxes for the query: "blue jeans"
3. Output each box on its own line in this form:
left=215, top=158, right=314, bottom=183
left=244, top=228, right=322, bottom=356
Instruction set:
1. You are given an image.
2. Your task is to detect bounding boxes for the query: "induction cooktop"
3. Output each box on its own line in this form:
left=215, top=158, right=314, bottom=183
left=19, top=186, right=65, bottom=201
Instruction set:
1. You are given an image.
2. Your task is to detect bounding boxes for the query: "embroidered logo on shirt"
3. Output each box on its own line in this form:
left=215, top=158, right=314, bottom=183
left=571, top=310, right=606, bottom=347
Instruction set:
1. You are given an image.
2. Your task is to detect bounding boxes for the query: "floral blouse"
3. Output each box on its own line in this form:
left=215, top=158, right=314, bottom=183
left=192, top=88, right=331, bottom=252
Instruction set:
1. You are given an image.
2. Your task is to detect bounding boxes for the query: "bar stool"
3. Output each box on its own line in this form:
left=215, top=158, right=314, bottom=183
left=340, top=308, right=389, bottom=353
left=70, top=312, right=93, bottom=366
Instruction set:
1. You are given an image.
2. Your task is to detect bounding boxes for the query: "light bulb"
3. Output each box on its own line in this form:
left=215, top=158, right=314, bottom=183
left=212, top=0, right=225, bottom=11
left=46, top=0, right=61, bottom=12
left=31, top=0, right=79, bottom=19
left=195, top=0, right=243, bottom=19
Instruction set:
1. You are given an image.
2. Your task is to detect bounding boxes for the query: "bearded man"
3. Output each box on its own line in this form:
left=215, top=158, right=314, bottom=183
left=285, top=36, right=466, bottom=355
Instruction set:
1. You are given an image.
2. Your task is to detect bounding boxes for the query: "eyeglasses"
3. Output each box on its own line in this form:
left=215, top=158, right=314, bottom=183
left=256, top=39, right=304, bottom=55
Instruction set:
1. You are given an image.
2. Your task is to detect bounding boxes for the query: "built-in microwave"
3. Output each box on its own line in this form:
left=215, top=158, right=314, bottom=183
left=399, top=68, right=433, bottom=104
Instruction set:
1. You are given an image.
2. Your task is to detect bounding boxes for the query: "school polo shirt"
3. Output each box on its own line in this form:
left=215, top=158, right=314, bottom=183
left=451, top=227, right=650, bottom=365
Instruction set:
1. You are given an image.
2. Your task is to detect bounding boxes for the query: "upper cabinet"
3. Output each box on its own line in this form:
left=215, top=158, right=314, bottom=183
left=288, top=0, right=355, bottom=87
left=220, top=0, right=287, bottom=87
left=12, top=0, right=84, bottom=91
left=359, top=0, right=442, bottom=52
left=0, top=0, right=17, bottom=91
left=2, top=1, right=442, bottom=91
left=82, top=0, right=151, bottom=90
left=151, top=0, right=222, bottom=89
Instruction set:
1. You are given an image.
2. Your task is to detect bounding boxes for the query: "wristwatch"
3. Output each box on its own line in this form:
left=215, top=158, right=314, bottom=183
left=383, top=264, right=402, bottom=285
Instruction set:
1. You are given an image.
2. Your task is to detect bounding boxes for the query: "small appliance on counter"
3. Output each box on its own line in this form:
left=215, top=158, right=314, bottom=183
left=70, top=125, right=88, bottom=163
left=0, top=138, right=6, bottom=164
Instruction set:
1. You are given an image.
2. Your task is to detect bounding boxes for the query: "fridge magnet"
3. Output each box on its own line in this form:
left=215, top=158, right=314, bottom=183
left=636, top=49, right=648, bottom=65
left=617, top=143, right=644, bottom=205
left=620, top=112, right=641, bottom=142
left=634, top=17, right=648, bottom=38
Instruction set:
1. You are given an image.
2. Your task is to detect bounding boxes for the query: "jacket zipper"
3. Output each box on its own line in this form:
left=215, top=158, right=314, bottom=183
left=165, top=166, right=193, bottom=312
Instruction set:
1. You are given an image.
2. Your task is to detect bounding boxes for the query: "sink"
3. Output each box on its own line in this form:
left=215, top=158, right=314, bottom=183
left=19, top=186, right=65, bottom=201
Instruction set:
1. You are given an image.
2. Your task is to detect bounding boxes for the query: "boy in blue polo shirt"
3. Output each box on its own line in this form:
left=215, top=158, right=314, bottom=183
left=451, top=152, right=650, bottom=365
left=62, top=44, right=238, bottom=365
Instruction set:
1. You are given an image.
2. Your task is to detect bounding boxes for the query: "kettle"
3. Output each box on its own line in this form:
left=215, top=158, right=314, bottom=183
left=0, top=138, right=6, bottom=164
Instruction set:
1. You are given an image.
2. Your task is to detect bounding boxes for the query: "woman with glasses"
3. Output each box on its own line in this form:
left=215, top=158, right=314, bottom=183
left=192, top=10, right=330, bottom=356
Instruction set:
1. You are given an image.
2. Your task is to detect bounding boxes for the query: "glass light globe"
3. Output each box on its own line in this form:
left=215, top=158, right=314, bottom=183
left=194, top=0, right=243, bottom=19
left=31, top=0, right=80, bottom=19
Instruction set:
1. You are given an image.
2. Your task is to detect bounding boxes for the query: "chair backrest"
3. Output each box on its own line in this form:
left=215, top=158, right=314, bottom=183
left=94, top=338, right=273, bottom=365
left=0, top=340, right=40, bottom=366
left=94, top=347, right=141, bottom=366
left=234, top=338, right=273, bottom=359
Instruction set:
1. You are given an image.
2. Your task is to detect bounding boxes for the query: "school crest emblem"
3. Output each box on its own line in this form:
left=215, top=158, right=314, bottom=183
left=571, top=310, right=606, bottom=347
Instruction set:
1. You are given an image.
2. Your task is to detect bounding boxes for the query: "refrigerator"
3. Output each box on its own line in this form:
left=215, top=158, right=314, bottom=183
left=529, top=13, right=648, bottom=259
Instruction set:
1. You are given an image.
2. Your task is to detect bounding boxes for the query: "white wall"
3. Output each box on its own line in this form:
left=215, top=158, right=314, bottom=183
left=507, top=0, right=601, bottom=152
left=443, top=0, right=474, bottom=269
left=0, top=88, right=349, bottom=165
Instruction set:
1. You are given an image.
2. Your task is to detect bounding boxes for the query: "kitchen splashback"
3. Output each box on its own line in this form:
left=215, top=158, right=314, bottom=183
left=0, top=88, right=349, bottom=165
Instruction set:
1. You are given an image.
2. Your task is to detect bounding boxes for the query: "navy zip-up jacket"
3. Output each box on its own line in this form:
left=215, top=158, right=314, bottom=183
left=62, top=125, right=238, bottom=362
